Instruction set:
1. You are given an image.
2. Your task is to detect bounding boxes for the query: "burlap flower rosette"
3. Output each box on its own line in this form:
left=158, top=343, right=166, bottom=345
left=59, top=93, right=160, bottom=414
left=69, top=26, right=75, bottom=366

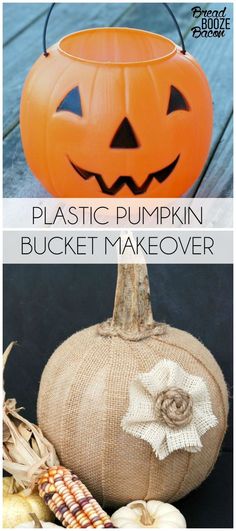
left=122, top=359, right=218, bottom=460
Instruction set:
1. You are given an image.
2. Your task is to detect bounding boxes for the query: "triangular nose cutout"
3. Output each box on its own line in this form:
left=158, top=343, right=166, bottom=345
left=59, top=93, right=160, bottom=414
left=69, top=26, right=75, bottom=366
left=110, top=118, right=139, bottom=148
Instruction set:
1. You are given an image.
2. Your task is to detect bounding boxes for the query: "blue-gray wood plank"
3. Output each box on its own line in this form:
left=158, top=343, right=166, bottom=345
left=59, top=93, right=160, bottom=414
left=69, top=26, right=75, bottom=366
left=3, top=3, right=50, bottom=45
left=185, top=3, right=233, bottom=197
left=195, top=116, right=233, bottom=197
left=3, top=2, right=233, bottom=197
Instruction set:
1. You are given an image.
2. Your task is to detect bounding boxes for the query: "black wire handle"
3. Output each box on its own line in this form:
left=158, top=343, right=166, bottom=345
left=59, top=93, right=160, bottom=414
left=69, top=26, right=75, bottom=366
left=163, top=3, right=186, bottom=54
left=43, top=2, right=55, bottom=56
left=43, top=2, right=186, bottom=57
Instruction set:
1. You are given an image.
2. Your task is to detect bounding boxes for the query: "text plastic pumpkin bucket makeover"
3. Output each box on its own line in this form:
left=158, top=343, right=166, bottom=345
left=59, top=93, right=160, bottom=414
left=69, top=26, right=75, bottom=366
left=20, top=4, right=213, bottom=198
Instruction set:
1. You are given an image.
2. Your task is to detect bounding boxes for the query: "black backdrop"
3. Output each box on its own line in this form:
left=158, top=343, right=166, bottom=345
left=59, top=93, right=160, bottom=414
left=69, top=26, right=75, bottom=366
left=3, top=264, right=233, bottom=528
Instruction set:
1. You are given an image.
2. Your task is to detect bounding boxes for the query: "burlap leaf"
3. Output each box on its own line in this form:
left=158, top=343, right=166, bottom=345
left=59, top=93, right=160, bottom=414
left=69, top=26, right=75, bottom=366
left=122, top=359, right=218, bottom=460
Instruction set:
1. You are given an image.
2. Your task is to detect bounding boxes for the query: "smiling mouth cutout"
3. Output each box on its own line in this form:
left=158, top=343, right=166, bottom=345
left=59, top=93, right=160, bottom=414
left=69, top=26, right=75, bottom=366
left=69, top=155, right=180, bottom=195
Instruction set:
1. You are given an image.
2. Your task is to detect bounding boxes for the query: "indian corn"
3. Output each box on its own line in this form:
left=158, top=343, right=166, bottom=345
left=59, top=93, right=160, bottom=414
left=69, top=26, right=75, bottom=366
left=38, top=466, right=114, bottom=528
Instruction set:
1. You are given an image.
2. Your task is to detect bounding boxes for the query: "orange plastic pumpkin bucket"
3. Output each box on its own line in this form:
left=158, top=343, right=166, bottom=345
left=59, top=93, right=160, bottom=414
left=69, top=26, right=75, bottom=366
left=20, top=4, right=213, bottom=198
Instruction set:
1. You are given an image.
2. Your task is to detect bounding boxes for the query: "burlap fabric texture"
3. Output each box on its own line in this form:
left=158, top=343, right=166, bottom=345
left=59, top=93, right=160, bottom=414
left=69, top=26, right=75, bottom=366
left=121, top=359, right=218, bottom=460
left=37, top=264, right=228, bottom=508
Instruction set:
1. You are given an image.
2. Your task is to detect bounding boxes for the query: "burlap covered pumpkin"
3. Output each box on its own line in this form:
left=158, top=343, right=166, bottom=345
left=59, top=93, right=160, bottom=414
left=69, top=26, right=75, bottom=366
left=37, top=264, right=228, bottom=507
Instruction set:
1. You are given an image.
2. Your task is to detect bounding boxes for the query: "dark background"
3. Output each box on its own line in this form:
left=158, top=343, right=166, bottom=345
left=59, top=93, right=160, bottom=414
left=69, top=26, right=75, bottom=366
left=3, top=264, right=233, bottom=528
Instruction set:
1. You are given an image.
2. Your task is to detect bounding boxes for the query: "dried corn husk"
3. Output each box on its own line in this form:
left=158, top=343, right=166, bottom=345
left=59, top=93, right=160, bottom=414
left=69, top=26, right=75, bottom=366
left=3, top=343, right=114, bottom=529
left=3, top=343, right=59, bottom=493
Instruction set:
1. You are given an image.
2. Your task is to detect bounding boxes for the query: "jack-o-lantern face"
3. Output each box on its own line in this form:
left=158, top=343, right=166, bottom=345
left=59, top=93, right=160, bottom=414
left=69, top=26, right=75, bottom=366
left=20, top=28, right=213, bottom=198
left=56, top=85, right=188, bottom=195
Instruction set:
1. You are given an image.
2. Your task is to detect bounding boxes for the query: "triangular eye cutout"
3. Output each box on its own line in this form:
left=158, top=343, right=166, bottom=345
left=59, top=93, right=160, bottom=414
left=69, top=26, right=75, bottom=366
left=167, top=86, right=190, bottom=114
left=110, top=118, right=139, bottom=148
left=57, top=87, right=83, bottom=116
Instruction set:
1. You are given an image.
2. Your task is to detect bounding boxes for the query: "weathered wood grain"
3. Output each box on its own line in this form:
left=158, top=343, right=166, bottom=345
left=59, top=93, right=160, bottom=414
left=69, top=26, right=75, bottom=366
left=111, top=263, right=155, bottom=336
left=195, top=115, right=233, bottom=197
left=3, top=3, right=50, bottom=46
left=188, top=4, right=232, bottom=145
left=113, top=3, right=198, bottom=39
left=3, top=126, right=50, bottom=197
left=3, top=3, right=130, bottom=136
left=184, top=3, right=233, bottom=197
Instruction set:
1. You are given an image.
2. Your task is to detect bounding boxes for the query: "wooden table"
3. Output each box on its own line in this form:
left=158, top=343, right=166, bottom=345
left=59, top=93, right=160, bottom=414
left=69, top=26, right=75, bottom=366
left=3, top=2, right=233, bottom=198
